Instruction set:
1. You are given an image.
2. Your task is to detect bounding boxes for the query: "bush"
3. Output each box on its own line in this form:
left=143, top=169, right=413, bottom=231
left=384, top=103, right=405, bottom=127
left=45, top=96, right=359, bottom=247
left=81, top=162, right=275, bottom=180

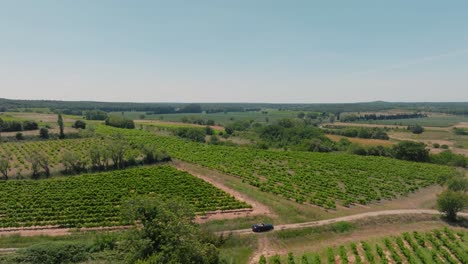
left=408, top=124, right=424, bottom=134
left=437, top=190, right=467, bottom=221
left=39, top=128, right=49, bottom=139
left=72, top=120, right=86, bottom=129
left=16, top=242, right=91, bottom=264
left=173, top=127, right=206, bottom=142
left=392, top=141, right=429, bottom=162
left=105, top=115, right=135, bottom=129
left=15, top=132, right=24, bottom=140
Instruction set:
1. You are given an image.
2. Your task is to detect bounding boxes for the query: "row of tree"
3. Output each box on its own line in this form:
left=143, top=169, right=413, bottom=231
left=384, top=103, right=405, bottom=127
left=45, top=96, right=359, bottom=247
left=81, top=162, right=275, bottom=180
left=0, top=118, right=38, bottom=132
left=340, top=113, right=427, bottom=122
left=0, top=135, right=170, bottom=179
left=323, top=126, right=389, bottom=140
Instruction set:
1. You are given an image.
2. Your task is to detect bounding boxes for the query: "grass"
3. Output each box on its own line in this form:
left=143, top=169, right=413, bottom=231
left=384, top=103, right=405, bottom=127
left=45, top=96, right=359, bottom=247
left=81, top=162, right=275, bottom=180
left=219, top=234, right=257, bottom=264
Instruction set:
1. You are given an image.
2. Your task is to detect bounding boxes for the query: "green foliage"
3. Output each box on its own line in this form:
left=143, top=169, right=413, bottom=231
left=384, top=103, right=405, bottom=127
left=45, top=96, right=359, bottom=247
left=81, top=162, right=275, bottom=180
left=39, top=127, right=49, bottom=139
left=324, top=126, right=389, bottom=140
left=257, top=119, right=328, bottom=149
left=16, top=241, right=91, bottom=264
left=259, top=255, right=267, bottom=264
left=93, top=126, right=455, bottom=209
left=270, top=229, right=468, bottom=264
left=0, top=166, right=249, bottom=228
left=408, top=124, right=424, bottom=134
left=58, top=114, right=65, bottom=139
left=0, top=118, right=38, bottom=132
left=84, top=110, right=108, bottom=120
left=15, top=132, right=24, bottom=140
left=121, top=197, right=218, bottom=264
left=105, top=114, right=135, bottom=129
left=447, top=177, right=468, bottom=192
left=72, top=120, right=86, bottom=129
left=430, top=150, right=467, bottom=167
left=437, top=190, right=467, bottom=221
left=392, top=141, right=429, bottom=162
left=173, top=127, right=206, bottom=142
left=453, top=127, right=468, bottom=135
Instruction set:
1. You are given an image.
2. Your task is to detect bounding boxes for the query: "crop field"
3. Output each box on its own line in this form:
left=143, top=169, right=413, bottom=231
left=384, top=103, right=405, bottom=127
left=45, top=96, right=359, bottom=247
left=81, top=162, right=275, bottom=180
left=0, top=166, right=249, bottom=228
left=96, top=126, right=456, bottom=209
left=267, top=228, right=468, bottom=264
left=351, top=115, right=468, bottom=127
left=0, top=137, right=105, bottom=175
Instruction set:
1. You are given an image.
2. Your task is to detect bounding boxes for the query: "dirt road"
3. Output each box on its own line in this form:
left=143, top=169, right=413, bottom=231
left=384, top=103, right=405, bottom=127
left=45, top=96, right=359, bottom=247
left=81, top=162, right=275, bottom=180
left=219, top=209, right=468, bottom=236
left=173, top=160, right=274, bottom=222
left=245, top=209, right=468, bottom=264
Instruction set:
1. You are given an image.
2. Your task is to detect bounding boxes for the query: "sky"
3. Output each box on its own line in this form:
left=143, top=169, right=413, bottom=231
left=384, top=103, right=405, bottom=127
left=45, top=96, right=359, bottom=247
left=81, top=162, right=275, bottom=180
left=1, top=1, right=468, bottom=103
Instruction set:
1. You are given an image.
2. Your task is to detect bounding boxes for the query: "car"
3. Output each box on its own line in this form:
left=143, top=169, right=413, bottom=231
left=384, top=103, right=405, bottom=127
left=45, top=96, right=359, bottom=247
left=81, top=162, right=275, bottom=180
left=252, top=223, right=274, bottom=232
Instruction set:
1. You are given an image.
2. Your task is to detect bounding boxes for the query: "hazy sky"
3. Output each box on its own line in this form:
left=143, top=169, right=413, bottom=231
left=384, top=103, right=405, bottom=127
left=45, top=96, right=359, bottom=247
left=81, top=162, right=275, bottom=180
left=1, top=1, right=467, bottom=103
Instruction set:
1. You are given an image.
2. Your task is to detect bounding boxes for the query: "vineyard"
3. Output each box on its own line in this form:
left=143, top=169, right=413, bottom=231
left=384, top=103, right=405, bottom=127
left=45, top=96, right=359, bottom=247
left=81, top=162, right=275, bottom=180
left=0, top=137, right=105, bottom=175
left=265, top=228, right=468, bottom=264
left=0, top=166, right=250, bottom=228
left=96, top=126, right=456, bottom=209
left=0, top=125, right=457, bottom=209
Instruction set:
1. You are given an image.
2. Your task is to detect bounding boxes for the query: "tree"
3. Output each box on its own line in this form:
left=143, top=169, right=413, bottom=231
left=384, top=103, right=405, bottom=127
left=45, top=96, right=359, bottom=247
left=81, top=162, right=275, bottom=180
left=287, top=252, right=296, bottom=264
left=58, top=114, right=65, bottom=139
left=437, top=190, right=467, bottom=221
left=121, top=197, right=219, bottom=264
left=392, top=141, right=429, bottom=162
left=27, top=151, right=50, bottom=178
left=72, top=120, right=86, bottom=129
left=39, top=128, right=49, bottom=139
left=447, top=177, right=468, bottom=193
left=107, top=135, right=128, bottom=169
left=61, top=151, right=87, bottom=174
left=15, top=132, right=24, bottom=140
left=0, top=153, right=11, bottom=180
left=408, top=124, right=424, bottom=134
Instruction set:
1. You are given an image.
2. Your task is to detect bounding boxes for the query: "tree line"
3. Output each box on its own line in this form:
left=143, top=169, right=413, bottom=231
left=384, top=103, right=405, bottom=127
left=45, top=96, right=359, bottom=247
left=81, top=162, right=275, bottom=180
left=0, top=134, right=170, bottom=180
left=0, top=118, right=38, bottom=132
left=340, top=113, right=427, bottom=122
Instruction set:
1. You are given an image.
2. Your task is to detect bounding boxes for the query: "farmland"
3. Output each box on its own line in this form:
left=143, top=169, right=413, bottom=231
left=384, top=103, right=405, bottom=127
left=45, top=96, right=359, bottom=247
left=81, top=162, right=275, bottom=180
left=266, top=227, right=468, bottom=263
left=0, top=137, right=105, bottom=175
left=0, top=166, right=250, bottom=228
left=349, top=114, right=468, bottom=127
left=95, top=126, right=456, bottom=209
left=118, top=110, right=300, bottom=126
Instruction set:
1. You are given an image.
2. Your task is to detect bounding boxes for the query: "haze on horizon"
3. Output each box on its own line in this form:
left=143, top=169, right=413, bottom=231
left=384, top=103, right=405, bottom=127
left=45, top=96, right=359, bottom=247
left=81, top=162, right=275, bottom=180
left=1, top=1, right=467, bottom=103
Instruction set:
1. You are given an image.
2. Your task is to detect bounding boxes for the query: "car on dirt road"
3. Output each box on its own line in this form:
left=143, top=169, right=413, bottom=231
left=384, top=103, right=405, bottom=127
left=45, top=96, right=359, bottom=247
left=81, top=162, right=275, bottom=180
left=252, top=223, right=274, bottom=232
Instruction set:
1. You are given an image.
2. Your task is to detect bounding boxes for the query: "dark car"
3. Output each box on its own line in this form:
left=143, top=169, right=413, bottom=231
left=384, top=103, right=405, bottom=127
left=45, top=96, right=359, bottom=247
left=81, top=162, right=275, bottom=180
left=252, top=223, right=274, bottom=232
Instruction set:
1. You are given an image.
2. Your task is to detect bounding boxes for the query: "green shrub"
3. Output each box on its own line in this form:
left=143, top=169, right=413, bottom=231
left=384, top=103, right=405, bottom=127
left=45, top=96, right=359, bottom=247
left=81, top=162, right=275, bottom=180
left=17, top=242, right=91, bottom=264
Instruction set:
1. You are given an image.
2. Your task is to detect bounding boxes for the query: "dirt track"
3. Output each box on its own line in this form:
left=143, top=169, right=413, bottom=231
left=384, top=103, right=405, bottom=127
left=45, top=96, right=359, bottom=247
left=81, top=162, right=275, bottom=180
left=219, top=209, right=468, bottom=236
left=173, top=160, right=274, bottom=222
left=245, top=210, right=468, bottom=263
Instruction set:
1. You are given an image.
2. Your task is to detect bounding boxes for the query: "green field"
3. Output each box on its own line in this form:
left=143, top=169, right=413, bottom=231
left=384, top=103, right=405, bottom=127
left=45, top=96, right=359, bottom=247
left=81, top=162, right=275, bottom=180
left=0, top=165, right=249, bottom=228
left=116, top=110, right=299, bottom=125
left=267, top=228, right=468, bottom=264
left=352, top=115, right=468, bottom=127
left=96, top=126, right=456, bottom=209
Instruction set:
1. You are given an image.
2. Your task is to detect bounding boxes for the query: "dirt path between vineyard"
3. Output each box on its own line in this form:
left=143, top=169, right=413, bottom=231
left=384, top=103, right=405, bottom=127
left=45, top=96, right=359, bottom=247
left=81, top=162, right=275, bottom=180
left=172, top=160, right=275, bottom=222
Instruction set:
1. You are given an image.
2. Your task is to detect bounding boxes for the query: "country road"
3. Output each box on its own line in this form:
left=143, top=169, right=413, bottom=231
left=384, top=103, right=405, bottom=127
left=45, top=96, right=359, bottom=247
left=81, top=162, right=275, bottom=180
left=242, top=209, right=468, bottom=264
left=217, top=209, right=468, bottom=236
